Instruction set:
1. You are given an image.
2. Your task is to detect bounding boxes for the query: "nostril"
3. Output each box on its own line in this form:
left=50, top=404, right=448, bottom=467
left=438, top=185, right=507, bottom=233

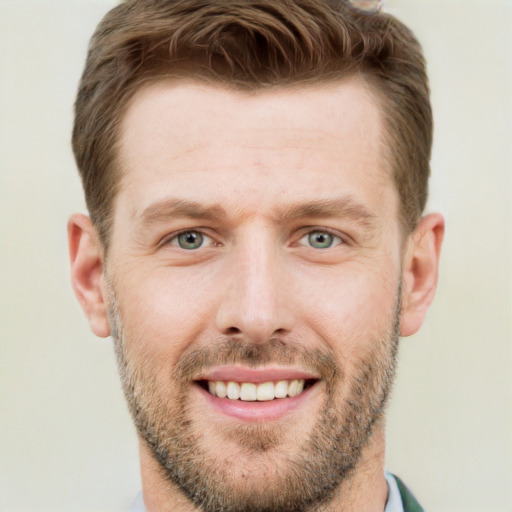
left=225, top=327, right=241, bottom=335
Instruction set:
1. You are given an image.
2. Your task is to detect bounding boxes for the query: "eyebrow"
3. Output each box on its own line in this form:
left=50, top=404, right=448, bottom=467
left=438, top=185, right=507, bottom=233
left=137, top=196, right=380, bottom=230
left=138, top=198, right=226, bottom=227
left=275, top=197, right=380, bottom=229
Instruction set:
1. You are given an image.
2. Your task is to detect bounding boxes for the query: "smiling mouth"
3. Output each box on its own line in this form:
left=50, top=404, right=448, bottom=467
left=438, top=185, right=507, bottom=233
left=199, top=379, right=317, bottom=401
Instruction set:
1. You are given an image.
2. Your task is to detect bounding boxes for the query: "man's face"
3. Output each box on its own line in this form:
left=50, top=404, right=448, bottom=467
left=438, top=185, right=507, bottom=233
left=106, top=78, right=404, bottom=511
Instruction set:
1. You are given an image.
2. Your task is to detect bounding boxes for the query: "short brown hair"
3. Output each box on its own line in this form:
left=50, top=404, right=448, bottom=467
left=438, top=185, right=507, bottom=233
left=72, top=0, right=431, bottom=246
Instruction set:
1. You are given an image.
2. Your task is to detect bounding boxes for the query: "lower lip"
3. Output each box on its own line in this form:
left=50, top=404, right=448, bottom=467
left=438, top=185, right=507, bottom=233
left=196, top=383, right=317, bottom=422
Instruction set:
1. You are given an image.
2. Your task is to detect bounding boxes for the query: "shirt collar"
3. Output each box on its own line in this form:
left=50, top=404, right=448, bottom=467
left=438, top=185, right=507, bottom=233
left=385, top=471, right=405, bottom=512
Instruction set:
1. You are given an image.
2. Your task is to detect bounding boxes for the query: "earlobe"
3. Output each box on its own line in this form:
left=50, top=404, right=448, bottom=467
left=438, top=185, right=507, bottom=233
left=400, top=213, right=445, bottom=337
left=68, top=213, right=111, bottom=338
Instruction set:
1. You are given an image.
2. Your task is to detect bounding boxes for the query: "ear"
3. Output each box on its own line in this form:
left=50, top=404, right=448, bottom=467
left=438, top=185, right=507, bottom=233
left=400, top=213, right=445, bottom=337
left=67, top=213, right=111, bottom=338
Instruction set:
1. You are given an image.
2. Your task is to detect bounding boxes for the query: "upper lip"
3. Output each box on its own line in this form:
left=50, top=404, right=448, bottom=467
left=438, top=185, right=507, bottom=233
left=196, top=366, right=319, bottom=383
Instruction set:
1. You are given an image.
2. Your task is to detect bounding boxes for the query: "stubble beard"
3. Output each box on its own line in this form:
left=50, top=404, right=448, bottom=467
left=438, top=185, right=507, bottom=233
left=108, top=287, right=401, bottom=512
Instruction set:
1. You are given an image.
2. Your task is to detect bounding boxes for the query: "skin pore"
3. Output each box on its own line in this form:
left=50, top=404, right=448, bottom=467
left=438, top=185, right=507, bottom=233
left=68, top=76, right=444, bottom=511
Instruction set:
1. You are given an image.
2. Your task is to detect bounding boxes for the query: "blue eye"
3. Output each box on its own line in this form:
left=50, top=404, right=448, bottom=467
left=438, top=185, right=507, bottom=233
left=303, top=230, right=341, bottom=249
left=176, top=231, right=204, bottom=250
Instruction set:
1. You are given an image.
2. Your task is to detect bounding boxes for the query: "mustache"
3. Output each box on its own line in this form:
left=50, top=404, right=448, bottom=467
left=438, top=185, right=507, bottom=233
left=173, top=337, right=340, bottom=383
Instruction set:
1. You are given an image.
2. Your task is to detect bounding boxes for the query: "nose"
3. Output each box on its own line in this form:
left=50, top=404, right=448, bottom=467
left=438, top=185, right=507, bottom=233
left=215, top=232, right=296, bottom=342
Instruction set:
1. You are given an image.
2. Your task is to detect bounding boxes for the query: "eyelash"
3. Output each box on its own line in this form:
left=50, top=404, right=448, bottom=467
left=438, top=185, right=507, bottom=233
left=160, top=227, right=346, bottom=251
left=298, top=229, right=344, bottom=249
left=160, top=229, right=215, bottom=250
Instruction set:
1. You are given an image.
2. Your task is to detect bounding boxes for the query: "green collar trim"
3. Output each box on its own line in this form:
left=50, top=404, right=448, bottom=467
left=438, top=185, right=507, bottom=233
left=393, top=475, right=425, bottom=512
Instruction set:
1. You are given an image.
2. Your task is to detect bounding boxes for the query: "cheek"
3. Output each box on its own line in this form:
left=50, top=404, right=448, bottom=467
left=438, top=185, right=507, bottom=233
left=115, top=267, right=219, bottom=360
left=296, top=261, right=400, bottom=350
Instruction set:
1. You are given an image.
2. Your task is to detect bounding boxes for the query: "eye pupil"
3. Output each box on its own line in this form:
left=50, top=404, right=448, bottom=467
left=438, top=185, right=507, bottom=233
left=178, top=231, right=203, bottom=249
left=308, top=231, right=334, bottom=249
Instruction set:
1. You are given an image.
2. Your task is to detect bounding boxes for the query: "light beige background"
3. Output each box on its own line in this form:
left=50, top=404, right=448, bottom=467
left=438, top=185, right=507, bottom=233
left=0, top=1, right=510, bottom=511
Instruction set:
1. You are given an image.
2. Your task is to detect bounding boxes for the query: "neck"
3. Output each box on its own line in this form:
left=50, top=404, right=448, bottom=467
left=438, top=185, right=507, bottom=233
left=317, top=425, right=389, bottom=512
left=139, top=423, right=388, bottom=512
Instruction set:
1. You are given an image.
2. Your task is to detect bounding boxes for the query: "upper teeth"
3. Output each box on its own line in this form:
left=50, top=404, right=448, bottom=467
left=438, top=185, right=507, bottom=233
left=207, top=380, right=305, bottom=401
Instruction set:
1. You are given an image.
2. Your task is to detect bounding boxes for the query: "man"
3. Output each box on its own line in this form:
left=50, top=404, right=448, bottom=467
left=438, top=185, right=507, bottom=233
left=68, top=0, right=444, bottom=511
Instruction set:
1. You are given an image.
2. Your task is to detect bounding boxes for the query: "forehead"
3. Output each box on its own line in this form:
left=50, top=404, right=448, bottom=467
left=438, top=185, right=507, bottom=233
left=115, top=77, right=395, bottom=224
left=119, top=77, right=384, bottom=159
